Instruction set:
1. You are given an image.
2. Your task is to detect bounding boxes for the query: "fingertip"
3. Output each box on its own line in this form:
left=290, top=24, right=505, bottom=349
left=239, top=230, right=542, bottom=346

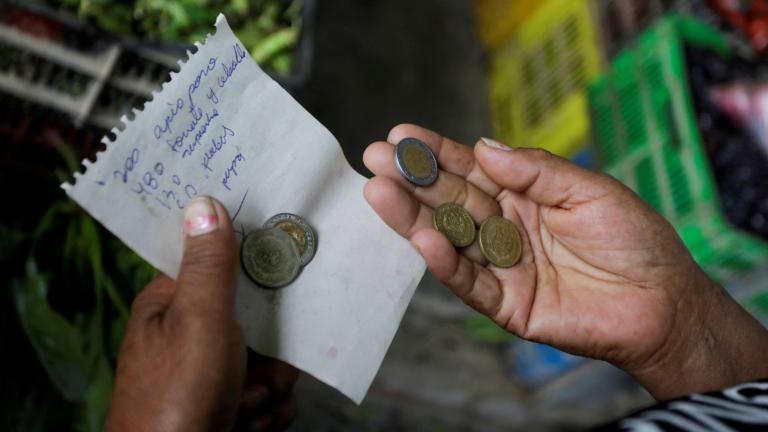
left=410, top=229, right=459, bottom=279
left=210, top=197, right=233, bottom=229
left=362, top=141, right=383, bottom=172
left=362, top=141, right=398, bottom=177
left=387, top=123, right=420, bottom=143
left=183, top=196, right=234, bottom=238
left=478, top=137, right=513, bottom=152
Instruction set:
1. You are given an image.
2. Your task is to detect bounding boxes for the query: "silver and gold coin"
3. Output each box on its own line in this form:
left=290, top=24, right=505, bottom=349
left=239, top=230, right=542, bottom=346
left=241, top=228, right=301, bottom=288
left=263, top=213, right=317, bottom=266
left=433, top=203, right=476, bottom=248
left=478, top=216, right=522, bottom=268
left=395, top=137, right=438, bottom=186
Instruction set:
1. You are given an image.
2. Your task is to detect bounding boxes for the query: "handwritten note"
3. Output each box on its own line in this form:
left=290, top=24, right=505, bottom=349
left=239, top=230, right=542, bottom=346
left=63, top=15, right=425, bottom=404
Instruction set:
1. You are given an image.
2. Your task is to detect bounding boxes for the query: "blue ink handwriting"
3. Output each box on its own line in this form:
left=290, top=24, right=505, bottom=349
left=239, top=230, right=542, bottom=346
left=180, top=107, right=220, bottom=158
left=153, top=98, right=184, bottom=139
left=201, top=125, right=235, bottom=172
left=113, top=148, right=140, bottom=183
left=217, top=44, right=246, bottom=88
left=187, top=57, right=218, bottom=111
left=222, top=152, right=245, bottom=191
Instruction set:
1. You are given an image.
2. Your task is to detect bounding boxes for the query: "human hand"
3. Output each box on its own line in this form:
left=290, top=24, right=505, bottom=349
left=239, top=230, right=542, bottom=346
left=364, top=124, right=768, bottom=400
left=236, top=351, right=299, bottom=431
left=107, top=197, right=298, bottom=431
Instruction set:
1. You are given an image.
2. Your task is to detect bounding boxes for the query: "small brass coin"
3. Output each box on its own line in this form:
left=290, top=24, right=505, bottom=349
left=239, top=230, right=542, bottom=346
left=478, top=216, right=522, bottom=268
left=263, top=213, right=317, bottom=266
left=395, top=138, right=438, bottom=186
left=433, top=203, right=476, bottom=248
left=241, top=228, right=301, bottom=288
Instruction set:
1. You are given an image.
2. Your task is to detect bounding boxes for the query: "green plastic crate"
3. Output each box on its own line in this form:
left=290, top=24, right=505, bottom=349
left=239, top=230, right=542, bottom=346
left=589, top=15, right=768, bottom=284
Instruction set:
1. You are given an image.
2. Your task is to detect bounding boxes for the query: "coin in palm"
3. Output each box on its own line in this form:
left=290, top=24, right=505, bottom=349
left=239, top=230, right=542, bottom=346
left=478, top=216, right=522, bottom=268
left=433, top=203, right=476, bottom=247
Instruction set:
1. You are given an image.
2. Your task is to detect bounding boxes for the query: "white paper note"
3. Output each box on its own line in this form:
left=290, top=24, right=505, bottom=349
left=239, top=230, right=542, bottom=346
left=62, top=15, right=425, bottom=404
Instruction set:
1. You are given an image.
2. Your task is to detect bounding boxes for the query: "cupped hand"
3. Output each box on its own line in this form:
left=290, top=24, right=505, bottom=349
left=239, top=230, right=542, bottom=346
left=364, top=124, right=768, bottom=400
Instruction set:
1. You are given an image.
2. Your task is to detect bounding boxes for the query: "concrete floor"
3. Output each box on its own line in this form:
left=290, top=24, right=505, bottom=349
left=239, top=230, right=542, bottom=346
left=289, top=1, right=652, bottom=430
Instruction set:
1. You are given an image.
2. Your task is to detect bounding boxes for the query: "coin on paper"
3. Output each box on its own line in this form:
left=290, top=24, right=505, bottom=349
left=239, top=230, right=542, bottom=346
left=478, top=216, right=522, bottom=268
left=433, top=203, right=476, bottom=248
left=241, top=228, right=301, bottom=288
left=264, top=212, right=317, bottom=266
left=395, top=137, right=438, bottom=186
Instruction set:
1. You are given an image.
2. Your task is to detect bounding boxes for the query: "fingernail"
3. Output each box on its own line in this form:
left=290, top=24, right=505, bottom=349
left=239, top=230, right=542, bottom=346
left=480, top=137, right=512, bottom=151
left=184, top=197, right=218, bottom=237
left=242, top=384, right=270, bottom=407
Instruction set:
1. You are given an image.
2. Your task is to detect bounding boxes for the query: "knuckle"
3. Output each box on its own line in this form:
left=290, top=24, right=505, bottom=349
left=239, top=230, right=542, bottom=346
left=183, top=240, right=236, bottom=269
left=177, top=312, right=209, bottom=334
left=130, top=281, right=172, bottom=318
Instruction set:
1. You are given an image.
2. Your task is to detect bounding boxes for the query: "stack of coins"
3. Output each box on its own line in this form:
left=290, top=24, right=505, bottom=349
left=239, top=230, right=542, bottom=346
left=394, top=137, right=523, bottom=268
left=241, top=213, right=317, bottom=288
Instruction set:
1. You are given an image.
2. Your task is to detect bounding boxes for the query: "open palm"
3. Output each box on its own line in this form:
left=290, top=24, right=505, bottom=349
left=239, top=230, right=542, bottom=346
left=363, top=124, right=725, bottom=397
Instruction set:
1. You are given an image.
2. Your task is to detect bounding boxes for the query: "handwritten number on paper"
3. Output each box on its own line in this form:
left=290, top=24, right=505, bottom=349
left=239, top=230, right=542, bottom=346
left=154, top=197, right=172, bottom=210
left=185, top=184, right=198, bottom=199
left=119, top=45, right=247, bottom=212
left=158, top=189, right=183, bottom=209
left=114, top=148, right=140, bottom=183
left=143, top=172, right=159, bottom=190
left=131, top=182, right=151, bottom=195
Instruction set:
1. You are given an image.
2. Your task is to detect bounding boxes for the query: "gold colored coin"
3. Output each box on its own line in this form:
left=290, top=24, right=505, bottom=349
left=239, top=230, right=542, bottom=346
left=263, top=213, right=317, bottom=267
left=433, top=203, right=476, bottom=248
left=478, top=216, right=522, bottom=268
left=275, top=221, right=307, bottom=255
left=403, top=144, right=433, bottom=179
left=395, top=138, right=438, bottom=186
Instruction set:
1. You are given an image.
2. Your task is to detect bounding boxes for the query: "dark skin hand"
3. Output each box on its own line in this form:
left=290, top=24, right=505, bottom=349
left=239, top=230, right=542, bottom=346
left=107, top=197, right=297, bottom=432
left=106, top=123, right=768, bottom=429
left=364, top=124, right=768, bottom=400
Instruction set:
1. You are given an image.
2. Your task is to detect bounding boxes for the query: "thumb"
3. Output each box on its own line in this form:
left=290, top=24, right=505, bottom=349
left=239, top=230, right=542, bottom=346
left=475, top=139, right=617, bottom=209
left=172, top=196, right=238, bottom=322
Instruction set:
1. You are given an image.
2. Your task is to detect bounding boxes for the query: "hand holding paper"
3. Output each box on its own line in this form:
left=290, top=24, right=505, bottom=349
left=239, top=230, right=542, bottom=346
left=64, top=15, right=425, bottom=403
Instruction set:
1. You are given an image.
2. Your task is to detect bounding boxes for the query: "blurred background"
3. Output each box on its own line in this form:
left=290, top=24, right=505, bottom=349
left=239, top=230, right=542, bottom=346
left=2, top=0, right=768, bottom=430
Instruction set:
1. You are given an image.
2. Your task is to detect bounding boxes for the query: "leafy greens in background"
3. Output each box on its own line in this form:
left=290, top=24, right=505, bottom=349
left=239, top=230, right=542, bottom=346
left=50, top=0, right=303, bottom=75
left=4, top=2, right=304, bottom=429
left=5, top=141, right=157, bottom=431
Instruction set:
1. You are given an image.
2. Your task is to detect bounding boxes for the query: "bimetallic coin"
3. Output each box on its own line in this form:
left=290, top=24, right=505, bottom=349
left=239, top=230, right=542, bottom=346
left=478, top=216, right=522, bottom=268
left=395, top=138, right=438, bottom=186
left=241, top=228, right=301, bottom=288
left=263, top=213, right=317, bottom=266
left=433, top=203, right=476, bottom=248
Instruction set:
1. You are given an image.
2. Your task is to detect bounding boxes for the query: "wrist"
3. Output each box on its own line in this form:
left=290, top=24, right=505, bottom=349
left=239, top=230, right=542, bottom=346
left=629, top=271, right=768, bottom=400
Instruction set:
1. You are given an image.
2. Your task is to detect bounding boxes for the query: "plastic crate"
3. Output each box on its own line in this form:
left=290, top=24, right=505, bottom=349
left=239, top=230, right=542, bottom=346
left=489, top=0, right=601, bottom=157
left=474, top=0, right=542, bottom=49
left=589, top=15, right=768, bottom=284
left=593, top=0, right=755, bottom=59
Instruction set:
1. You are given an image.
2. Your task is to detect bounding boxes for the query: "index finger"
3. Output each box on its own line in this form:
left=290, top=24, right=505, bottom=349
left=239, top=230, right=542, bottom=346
left=387, top=124, right=503, bottom=197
